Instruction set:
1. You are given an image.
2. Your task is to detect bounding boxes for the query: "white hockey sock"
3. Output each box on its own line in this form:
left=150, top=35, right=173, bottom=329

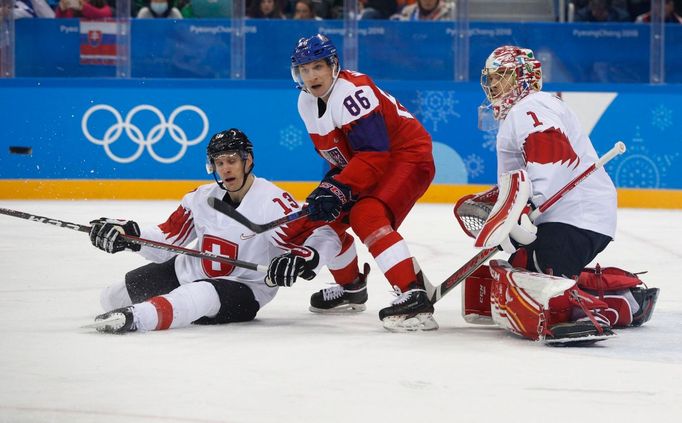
left=99, top=282, right=133, bottom=311
left=133, top=281, right=221, bottom=331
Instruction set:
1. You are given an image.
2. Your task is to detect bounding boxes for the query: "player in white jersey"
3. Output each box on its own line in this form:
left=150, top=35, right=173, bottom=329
left=88, top=128, right=341, bottom=333
left=456, top=46, right=658, bottom=344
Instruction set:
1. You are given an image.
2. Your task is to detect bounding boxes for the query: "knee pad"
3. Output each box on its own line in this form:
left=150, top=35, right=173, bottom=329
left=349, top=198, right=392, bottom=242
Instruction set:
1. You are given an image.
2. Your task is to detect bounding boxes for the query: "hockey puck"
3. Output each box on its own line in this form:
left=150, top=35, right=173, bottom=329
left=9, top=146, right=32, bottom=155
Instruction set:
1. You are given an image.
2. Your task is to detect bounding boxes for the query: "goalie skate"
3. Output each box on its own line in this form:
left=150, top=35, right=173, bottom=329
left=630, top=287, right=660, bottom=327
left=84, top=307, right=137, bottom=334
left=544, top=318, right=615, bottom=347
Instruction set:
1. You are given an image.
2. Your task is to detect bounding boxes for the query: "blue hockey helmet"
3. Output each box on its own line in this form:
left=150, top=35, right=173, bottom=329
left=291, top=34, right=338, bottom=67
left=290, top=34, right=340, bottom=94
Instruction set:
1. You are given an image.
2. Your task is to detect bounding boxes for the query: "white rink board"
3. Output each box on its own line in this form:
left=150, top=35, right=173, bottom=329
left=1, top=201, right=681, bottom=423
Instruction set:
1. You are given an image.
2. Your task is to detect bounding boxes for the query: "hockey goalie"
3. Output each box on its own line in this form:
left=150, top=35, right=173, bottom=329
left=455, top=170, right=659, bottom=345
left=455, top=44, right=660, bottom=345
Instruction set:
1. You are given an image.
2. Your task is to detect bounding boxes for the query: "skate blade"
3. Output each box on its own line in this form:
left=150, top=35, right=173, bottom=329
left=81, top=315, right=126, bottom=332
left=382, top=313, right=439, bottom=332
left=309, top=303, right=367, bottom=314
left=544, top=332, right=615, bottom=347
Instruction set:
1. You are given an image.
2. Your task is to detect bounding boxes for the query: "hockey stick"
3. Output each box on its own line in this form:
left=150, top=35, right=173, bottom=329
left=425, top=141, right=627, bottom=303
left=0, top=207, right=268, bottom=273
left=208, top=196, right=312, bottom=233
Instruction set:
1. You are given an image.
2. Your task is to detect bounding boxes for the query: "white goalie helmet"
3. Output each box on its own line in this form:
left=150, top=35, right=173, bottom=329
left=480, top=45, right=543, bottom=122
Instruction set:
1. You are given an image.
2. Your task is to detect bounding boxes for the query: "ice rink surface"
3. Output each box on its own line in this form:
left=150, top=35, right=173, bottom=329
left=1, top=201, right=681, bottom=423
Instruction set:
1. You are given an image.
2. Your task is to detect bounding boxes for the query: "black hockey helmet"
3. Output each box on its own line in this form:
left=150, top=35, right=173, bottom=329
left=206, top=128, right=254, bottom=168
left=206, top=128, right=255, bottom=191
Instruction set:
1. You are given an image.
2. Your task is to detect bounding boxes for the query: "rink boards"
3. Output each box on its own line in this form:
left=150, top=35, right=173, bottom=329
left=0, top=79, right=681, bottom=208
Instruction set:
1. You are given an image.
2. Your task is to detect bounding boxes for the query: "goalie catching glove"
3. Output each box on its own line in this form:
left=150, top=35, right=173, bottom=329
left=265, top=246, right=319, bottom=287
left=306, top=175, right=353, bottom=223
left=474, top=169, right=537, bottom=254
left=89, top=218, right=141, bottom=254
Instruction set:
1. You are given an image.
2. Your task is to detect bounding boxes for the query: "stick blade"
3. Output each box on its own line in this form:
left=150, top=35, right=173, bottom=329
left=207, top=197, right=265, bottom=233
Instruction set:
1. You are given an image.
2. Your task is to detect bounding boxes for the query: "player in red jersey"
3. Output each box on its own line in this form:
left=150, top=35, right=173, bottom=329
left=289, top=34, right=437, bottom=331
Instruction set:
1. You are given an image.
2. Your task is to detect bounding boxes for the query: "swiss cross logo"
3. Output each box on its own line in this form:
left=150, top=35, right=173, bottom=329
left=201, top=235, right=239, bottom=278
left=88, top=30, right=102, bottom=47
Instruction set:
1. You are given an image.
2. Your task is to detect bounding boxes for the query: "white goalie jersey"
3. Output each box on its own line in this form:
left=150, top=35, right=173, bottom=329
left=496, top=91, right=617, bottom=238
left=136, top=177, right=341, bottom=307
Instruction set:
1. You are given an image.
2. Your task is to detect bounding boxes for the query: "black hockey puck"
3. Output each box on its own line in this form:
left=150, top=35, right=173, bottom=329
left=9, top=146, right=32, bottom=155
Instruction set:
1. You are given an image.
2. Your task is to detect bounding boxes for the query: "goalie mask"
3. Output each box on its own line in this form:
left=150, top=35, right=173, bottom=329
left=480, top=46, right=543, bottom=122
left=206, top=128, right=255, bottom=192
left=290, top=34, right=340, bottom=98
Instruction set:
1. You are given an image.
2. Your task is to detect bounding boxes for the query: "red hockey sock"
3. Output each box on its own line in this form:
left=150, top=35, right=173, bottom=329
left=351, top=198, right=416, bottom=292
left=149, top=296, right=173, bottom=330
left=328, top=231, right=360, bottom=285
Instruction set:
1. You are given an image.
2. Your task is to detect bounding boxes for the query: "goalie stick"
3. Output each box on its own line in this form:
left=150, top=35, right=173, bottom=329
left=425, top=141, right=627, bottom=304
left=0, top=207, right=268, bottom=273
left=208, top=196, right=312, bottom=233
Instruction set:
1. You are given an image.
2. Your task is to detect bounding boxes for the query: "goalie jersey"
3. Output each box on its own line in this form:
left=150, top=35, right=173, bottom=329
left=136, top=177, right=341, bottom=307
left=297, top=70, right=432, bottom=195
left=496, top=91, right=617, bottom=238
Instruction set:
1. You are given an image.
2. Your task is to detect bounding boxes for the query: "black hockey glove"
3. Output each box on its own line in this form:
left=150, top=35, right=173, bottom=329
left=265, top=246, right=319, bottom=287
left=89, top=218, right=142, bottom=254
left=306, top=178, right=353, bottom=222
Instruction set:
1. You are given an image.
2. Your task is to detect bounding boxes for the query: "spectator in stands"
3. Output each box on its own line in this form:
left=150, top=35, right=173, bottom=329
left=180, top=0, right=232, bottom=17
left=14, top=0, right=55, bottom=18
left=391, top=0, right=452, bottom=20
left=635, top=0, right=682, bottom=23
left=292, top=0, right=322, bottom=19
left=360, top=0, right=397, bottom=19
left=54, top=0, right=113, bottom=17
left=248, top=0, right=286, bottom=18
left=137, top=0, right=183, bottom=17
left=284, top=0, right=333, bottom=18
left=574, top=0, right=629, bottom=22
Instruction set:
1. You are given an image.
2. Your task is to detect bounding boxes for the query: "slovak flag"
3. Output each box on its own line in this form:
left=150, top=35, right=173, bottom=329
left=79, top=20, right=117, bottom=66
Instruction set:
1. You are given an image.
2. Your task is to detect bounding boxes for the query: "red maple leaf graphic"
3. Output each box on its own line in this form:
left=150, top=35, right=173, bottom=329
left=523, top=127, right=580, bottom=169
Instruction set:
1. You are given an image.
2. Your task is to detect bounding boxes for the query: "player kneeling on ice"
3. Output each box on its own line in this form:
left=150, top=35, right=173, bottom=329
left=87, top=129, right=342, bottom=333
left=454, top=45, right=659, bottom=345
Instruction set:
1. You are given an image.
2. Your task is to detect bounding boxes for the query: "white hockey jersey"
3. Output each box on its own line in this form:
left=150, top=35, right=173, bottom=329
left=496, top=91, right=617, bottom=238
left=137, top=177, right=341, bottom=307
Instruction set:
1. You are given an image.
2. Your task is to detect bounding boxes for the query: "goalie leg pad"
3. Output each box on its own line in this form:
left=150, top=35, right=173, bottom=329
left=488, top=260, right=611, bottom=342
left=462, top=265, right=494, bottom=325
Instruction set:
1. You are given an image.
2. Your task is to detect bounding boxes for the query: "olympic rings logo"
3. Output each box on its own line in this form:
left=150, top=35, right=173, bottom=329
left=81, top=104, right=209, bottom=164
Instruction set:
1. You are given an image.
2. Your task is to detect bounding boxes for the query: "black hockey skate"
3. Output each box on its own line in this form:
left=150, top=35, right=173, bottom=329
left=545, top=315, right=614, bottom=346
left=89, top=307, right=138, bottom=334
left=630, top=287, right=660, bottom=327
left=379, top=282, right=438, bottom=332
left=310, top=263, right=370, bottom=313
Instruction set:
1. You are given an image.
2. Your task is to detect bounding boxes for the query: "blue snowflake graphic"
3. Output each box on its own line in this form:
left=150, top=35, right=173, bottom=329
left=280, top=125, right=304, bottom=151
left=612, top=127, right=678, bottom=189
left=482, top=130, right=497, bottom=152
left=464, top=154, right=485, bottom=178
left=651, top=104, right=673, bottom=131
left=413, top=91, right=460, bottom=132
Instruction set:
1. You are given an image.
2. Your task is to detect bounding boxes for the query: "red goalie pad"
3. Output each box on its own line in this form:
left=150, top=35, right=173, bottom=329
left=488, top=260, right=609, bottom=341
left=576, top=266, right=644, bottom=292
left=462, top=265, right=494, bottom=324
